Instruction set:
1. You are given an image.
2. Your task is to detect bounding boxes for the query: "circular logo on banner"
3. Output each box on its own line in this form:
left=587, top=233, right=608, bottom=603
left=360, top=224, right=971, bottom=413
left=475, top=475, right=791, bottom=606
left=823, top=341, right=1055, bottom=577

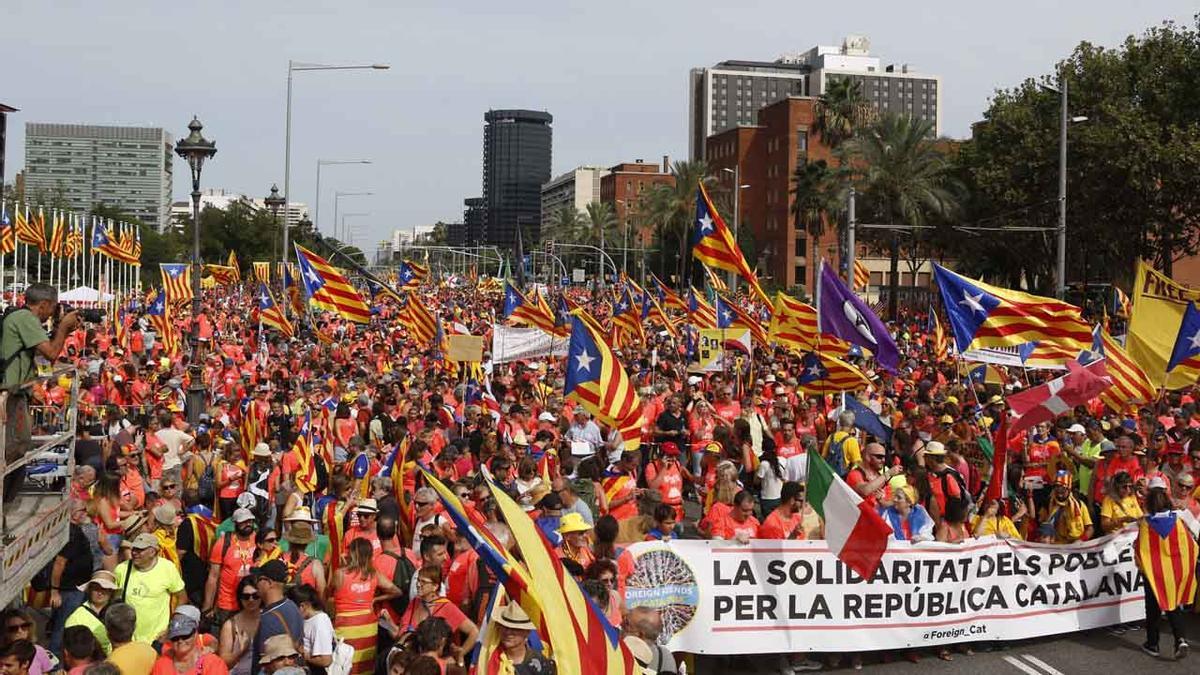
left=624, top=546, right=700, bottom=645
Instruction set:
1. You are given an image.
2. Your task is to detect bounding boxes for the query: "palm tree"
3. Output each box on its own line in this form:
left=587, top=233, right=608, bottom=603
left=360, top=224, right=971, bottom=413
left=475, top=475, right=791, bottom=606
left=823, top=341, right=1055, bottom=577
left=843, top=114, right=959, bottom=318
left=814, top=77, right=877, bottom=149
left=637, top=160, right=714, bottom=284
left=550, top=206, right=582, bottom=244
left=581, top=201, right=618, bottom=248
left=789, top=159, right=841, bottom=291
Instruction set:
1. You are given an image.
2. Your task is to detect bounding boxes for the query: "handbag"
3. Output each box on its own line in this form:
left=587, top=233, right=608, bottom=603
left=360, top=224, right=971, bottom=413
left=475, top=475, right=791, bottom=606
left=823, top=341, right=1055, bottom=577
left=327, top=637, right=355, bottom=675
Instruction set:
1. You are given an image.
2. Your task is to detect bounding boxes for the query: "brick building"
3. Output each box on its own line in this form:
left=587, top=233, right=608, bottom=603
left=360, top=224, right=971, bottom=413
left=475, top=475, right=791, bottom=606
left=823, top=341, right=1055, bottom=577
left=599, top=158, right=675, bottom=251
left=705, top=96, right=840, bottom=293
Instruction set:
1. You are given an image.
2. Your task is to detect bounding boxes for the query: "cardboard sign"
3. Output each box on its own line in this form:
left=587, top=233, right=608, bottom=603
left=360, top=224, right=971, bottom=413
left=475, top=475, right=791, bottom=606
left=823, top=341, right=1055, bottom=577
left=447, top=335, right=484, bottom=363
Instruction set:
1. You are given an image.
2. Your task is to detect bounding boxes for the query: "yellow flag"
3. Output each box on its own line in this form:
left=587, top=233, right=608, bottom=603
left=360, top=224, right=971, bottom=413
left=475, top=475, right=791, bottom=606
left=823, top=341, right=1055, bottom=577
left=1127, top=259, right=1200, bottom=389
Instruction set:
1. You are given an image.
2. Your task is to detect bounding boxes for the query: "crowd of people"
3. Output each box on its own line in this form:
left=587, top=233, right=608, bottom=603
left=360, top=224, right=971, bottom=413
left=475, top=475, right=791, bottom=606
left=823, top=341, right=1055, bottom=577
left=2, top=277, right=1199, bottom=675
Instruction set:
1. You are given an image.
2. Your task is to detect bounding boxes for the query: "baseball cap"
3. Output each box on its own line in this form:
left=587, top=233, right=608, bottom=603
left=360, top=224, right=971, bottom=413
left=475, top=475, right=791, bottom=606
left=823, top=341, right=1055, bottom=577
left=232, top=508, right=256, bottom=524
left=251, top=559, right=290, bottom=584
left=537, top=412, right=557, bottom=423
left=1066, top=423, right=1086, bottom=434
left=131, top=533, right=160, bottom=550
left=167, top=615, right=199, bottom=640
left=153, top=504, right=177, bottom=526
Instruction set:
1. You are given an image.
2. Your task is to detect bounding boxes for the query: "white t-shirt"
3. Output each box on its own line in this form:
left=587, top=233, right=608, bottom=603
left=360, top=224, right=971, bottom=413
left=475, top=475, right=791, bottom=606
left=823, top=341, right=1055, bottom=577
left=303, top=611, right=335, bottom=658
left=756, top=461, right=786, bottom=501
left=783, top=454, right=808, bottom=484
left=155, top=427, right=192, bottom=471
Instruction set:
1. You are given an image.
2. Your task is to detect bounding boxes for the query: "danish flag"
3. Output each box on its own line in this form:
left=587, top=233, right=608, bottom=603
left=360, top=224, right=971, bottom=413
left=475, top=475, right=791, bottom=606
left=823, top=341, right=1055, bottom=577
left=1006, top=360, right=1112, bottom=434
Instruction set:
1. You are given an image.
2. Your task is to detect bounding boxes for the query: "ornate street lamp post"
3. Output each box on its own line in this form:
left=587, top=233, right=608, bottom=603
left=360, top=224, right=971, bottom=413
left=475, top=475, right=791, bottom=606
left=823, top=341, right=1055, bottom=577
left=174, top=117, right=217, bottom=425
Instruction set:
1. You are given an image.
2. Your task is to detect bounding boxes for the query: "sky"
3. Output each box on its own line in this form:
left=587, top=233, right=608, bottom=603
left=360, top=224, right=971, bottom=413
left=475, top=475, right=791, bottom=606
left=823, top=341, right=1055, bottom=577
left=2, top=1, right=1196, bottom=250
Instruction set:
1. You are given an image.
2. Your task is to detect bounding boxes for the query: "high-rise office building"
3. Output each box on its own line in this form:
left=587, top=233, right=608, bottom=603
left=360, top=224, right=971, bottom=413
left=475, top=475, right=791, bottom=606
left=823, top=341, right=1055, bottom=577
left=689, top=35, right=941, bottom=159
left=481, top=109, right=552, bottom=248
left=540, top=165, right=608, bottom=239
left=462, top=197, right=485, bottom=246
left=23, top=123, right=174, bottom=231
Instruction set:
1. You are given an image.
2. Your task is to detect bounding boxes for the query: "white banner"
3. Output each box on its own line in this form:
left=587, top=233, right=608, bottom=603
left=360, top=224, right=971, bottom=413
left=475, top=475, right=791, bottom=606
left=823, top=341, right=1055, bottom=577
left=491, top=325, right=569, bottom=363
left=960, top=346, right=1067, bottom=370
left=623, top=528, right=1144, bottom=654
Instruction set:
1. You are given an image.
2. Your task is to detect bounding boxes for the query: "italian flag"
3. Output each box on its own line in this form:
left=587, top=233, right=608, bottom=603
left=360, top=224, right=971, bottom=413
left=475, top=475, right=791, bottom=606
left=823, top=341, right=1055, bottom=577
left=806, top=451, right=892, bottom=579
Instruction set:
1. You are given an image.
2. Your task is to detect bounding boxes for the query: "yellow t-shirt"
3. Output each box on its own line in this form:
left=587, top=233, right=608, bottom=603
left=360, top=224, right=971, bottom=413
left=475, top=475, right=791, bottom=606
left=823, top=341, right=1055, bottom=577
left=1100, top=495, right=1143, bottom=524
left=107, top=641, right=158, bottom=675
left=64, top=604, right=111, bottom=654
left=824, top=431, right=861, bottom=469
left=972, top=514, right=1023, bottom=540
left=112, top=557, right=185, bottom=644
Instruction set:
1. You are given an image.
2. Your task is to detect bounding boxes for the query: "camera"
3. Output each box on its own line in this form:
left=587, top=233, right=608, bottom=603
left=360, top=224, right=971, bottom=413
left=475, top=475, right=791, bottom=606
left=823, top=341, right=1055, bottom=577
left=56, top=302, right=105, bottom=324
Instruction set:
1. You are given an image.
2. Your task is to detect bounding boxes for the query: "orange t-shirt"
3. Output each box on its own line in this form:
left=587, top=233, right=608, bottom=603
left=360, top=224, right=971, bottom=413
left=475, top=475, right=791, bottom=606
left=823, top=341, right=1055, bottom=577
left=209, top=534, right=257, bottom=611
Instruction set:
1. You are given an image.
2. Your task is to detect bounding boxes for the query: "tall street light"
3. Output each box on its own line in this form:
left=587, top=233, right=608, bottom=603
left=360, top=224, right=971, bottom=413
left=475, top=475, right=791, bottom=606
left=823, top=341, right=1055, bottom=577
left=721, top=166, right=751, bottom=292
left=1039, top=78, right=1088, bottom=300
left=341, top=212, right=370, bottom=247
left=173, top=116, right=216, bottom=426
left=333, top=191, right=372, bottom=242
left=283, top=61, right=388, bottom=269
left=264, top=184, right=285, bottom=263
left=315, top=158, right=370, bottom=234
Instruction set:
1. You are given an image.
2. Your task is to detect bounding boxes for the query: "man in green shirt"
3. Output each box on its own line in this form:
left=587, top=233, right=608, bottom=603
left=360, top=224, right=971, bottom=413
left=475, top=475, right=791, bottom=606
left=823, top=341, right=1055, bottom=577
left=113, top=533, right=187, bottom=644
left=1068, top=421, right=1110, bottom=502
left=1, top=283, right=78, bottom=511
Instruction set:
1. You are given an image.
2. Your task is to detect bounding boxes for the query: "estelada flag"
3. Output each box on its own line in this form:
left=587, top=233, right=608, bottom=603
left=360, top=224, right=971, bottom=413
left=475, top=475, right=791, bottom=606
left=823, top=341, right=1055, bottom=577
left=692, top=183, right=769, bottom=306
left=160, top=264, right=194, bottom=304
left=1135, top=510, right=1199, bottom=612
left=564, top=313, right=642, bottom=451
left=256, top=283, right=294, bottom=338
left=294, top=244, right=371, bottom=323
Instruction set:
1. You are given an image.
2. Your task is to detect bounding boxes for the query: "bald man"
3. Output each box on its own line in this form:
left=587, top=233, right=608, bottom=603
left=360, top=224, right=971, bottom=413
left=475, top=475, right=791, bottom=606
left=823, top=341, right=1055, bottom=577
left=845, top=442, right=894, bottom=509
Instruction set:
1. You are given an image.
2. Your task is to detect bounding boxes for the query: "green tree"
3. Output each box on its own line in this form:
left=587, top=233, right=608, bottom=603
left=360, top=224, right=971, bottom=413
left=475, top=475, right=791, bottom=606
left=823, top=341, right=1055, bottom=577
left=549, top=206, right=583, bottom=244
left=815, top=77, right=877, bottom=149
left=789, top=159, right=842, bottom=291
left=580, top=201, right=619, bottom=248
left=844, top=114, right=959, bottom=317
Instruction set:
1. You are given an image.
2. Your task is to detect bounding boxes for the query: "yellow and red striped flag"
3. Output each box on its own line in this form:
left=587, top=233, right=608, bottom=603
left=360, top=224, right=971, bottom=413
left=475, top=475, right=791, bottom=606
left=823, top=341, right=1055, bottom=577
left=48, top=211, right=66, bottom=258
left=294, top=244, right=372, bottom=323
left=63, top=214, right=84, bottom=258
left=769, top=292, right=820, bottom=353
left=291, top=412, right=317, bottom=493
left=796, top=351, right=872, bottom=394
left=503, top=282, right=560, bottom=335
left=226, top=251, right=240, bottom=281
left=203, top=264, right=239, bottom=286
left=253, top=261, right=271, bottom=284
left=686, top=287, right=717, bottom=328
left=702, top=264, right=728, bottom=294
left=1135, top=511, right=1199, bottom=612
left=693, top=183, right=769, bottom=305
left=610, top=285, right=644, bottom=347
left=715, top=293, right=769, bottom=347
left=532, top=289, right=570, bottom=338
left=400, top=295, right=437, bottom=346
left=256, top=283, right=294, bottom=338
left=145, top=291, right=180, bottom=357
left=1092, top=326, right=1156, bottom=413
left=160, top=264, right=193, bottom=304
left=0, top=205, right=15, bottom=255
left=397, top=259, right=429, bottom=290
left=564, top=312, right=642, bottom=451
left=16, top=206, right=47, bottom=252
left=934, top=264, right=1091, bottom=351
left=853, top=259, right=870, bottom=291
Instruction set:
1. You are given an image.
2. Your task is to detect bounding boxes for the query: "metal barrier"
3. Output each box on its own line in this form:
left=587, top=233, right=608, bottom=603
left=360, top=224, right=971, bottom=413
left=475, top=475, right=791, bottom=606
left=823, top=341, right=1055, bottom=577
left=0, top=365, right=79, bottom=608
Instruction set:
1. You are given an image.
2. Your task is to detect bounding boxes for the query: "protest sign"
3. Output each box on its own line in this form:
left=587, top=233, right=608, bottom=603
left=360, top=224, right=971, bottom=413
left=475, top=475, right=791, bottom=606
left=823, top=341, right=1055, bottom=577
left=624, top=528, right=1142, bottom=654
left=695, top=329, right=751, bottom=372
left=491, top=325, right=569, bottom=363
left=447, top=335, right=484, bottom=363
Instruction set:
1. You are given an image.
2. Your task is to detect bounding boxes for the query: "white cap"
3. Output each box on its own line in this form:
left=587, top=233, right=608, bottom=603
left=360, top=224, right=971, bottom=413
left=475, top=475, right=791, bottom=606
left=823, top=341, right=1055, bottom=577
left=687, top=375, right=703, bottom=385
left=1148, top=476, right=1168, bottom=491
left=1066, top=424, right=1086, bottom=434
left=537, top=412, right=557, bottom=423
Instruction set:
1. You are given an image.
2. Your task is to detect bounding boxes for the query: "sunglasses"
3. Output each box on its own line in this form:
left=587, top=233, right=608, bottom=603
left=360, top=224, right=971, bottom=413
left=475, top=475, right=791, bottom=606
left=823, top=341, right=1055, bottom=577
left=415, top=501, right=434, bottom=507
left=241, top=592, right=260, bottom=600
left=6, top=623, right=31, bottom=633
left=262, top=537, right=278, bottom=544
left=171, top=632, right=196, bottom=642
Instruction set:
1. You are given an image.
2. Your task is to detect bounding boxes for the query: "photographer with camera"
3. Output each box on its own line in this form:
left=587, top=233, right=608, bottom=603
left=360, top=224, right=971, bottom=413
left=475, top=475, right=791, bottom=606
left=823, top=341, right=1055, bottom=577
left=0, top=283, right=81, bottom=511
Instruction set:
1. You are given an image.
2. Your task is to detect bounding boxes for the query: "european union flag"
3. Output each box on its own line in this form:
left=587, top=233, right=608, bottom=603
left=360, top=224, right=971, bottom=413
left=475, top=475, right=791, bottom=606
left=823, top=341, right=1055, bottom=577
left=844, top=395, right=892, bottom=446
left=1167, top=302, right=1200, bottom=372
left=817, top=262, right=900, bottom=372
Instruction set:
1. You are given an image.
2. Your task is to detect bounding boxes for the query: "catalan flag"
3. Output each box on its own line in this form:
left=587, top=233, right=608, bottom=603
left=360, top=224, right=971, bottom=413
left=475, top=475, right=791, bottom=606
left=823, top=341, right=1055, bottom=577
left=400, top=295, right=438, bottom=346
left=797, top=351, right=872, bottom=394
left=687, top=287, right=717, bottom=328
left=853, top=259, right=870, bottom=291
left=160, top=264, right=194, bottom=304
left=928, top=305, right=949, bottom=361
left=610, top=285, right=644, bottom=347
left=237, top=397, right=261, bottom=465
left=90, top=219, right=121, bottom=260
left=702, top=264, right=728, bottom=294
left=16, top=206, right=46, bottom=252
left=715, top=293, right=769, bottom=347
left=503, top=282, right=559, bottom=335
left=227, top=251, right=240, bottom=281
left=291, top=411, right=318, bottom=493
left=1113, top=286, right=1132, bottom=319
left=435, top=314, right=459, bottom=378
left=640, top=286, right=677, bottom=337
left=204, top=264, right=239, bottom=286
left=64, top=214, right=83, bottom=258
left=397, top=259, right=429, bottom=290
left=1134, top=510, right=1199, bottom=612
left=693, top=183, right=768, bottom=306
left=487, top=480, right=636, bottom=675
left=531, top=289, right=570, bottom=338
left=256, top=284, right=294, bottom=338
left=649, top=272, right=687, bottom=313
left=0, top=205, right=15, bottom=255
left=114, top=225, right=140, bottom=265
left=963, top=362, right=1006, bottom=386
left=48, top=211, right=66, bottom=258
left=564, top=314, right=642, bottom=451
left=934, top=264, right=1091, bottom=352
left=253, top=261, right=271, bottom=284
left=769, top=292, right=820, bottom=353
left=282, top=264, right=305, bottom=315
left=294, top=244, right=372, bottom=323
left=145, top=291, right=180, bottom=357
left=1082, top=325, right=1156, bottom=412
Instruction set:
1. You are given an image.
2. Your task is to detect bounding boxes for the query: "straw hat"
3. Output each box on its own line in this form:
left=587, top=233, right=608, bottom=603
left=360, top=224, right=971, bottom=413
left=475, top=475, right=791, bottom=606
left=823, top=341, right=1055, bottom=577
left=494, top=603, right=535, bottom=631
left=77, top=570, right=118, bottom=593
left=286, top=521, right=316, bottom=545
left=284, top=507, right=317, bottom=523
left=557, top=512, right=592, bottom=535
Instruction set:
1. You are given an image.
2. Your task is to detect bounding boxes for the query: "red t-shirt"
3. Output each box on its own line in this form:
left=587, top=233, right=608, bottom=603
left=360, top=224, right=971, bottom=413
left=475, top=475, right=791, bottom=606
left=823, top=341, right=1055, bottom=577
left=711, top=512, right=760, bottom=541
left=757, top=509, right=804, bottom=540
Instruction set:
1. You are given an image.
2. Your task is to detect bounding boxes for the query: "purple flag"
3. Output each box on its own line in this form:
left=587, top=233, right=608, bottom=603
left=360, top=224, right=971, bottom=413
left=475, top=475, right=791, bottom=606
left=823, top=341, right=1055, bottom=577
left=817, top=262, right=900, bottom=373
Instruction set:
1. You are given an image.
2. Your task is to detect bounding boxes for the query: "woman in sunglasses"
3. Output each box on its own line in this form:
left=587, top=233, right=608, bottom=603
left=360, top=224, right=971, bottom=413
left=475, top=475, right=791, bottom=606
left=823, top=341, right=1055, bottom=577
left=217, top=576, right=261, bottom=675
left=0, top=609, right=58, bottom=675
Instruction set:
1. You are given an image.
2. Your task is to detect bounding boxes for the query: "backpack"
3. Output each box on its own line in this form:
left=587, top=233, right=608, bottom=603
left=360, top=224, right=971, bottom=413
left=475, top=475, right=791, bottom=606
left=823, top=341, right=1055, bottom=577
left=379, top=550, right=417, bottom=616
left=197, top=454, right=217, bottom=505
left=826, top=433, right=849, bottom=478
left=939, top=468, right=973, bottom=517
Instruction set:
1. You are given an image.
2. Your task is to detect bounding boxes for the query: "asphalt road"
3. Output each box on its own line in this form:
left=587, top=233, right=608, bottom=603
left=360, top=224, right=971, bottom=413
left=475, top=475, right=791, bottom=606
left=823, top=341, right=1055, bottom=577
left=687, top=614, right=1199, bottom=674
